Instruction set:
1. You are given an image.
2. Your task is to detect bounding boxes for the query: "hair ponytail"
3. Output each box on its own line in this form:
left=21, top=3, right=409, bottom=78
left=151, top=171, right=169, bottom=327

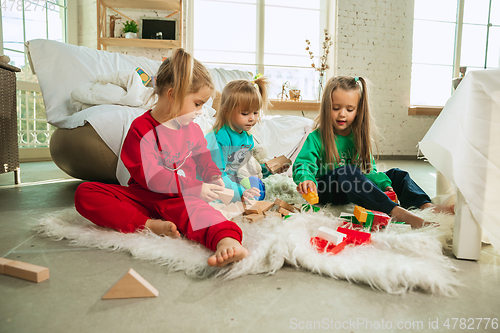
left=170, top=49, right=193, bottom=118
left=154, top=48, right=214, bottom=121
left=252, top=75, right=270, bottom=113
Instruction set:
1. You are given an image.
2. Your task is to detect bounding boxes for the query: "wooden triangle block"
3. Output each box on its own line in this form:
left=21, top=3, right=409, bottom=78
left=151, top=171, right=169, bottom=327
left=215, top=188, right=234, bottom=206
left=102, top=268, right=159, bottom=300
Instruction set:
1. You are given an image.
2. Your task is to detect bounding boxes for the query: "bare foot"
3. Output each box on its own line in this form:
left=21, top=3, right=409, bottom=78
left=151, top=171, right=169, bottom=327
left=207, top=237, right=249, bottom=267
left=390, top=206, right=433, bottom=229
left=144, top=219, right=180, bottom=238
left=420, top=203, right=455, bottom=215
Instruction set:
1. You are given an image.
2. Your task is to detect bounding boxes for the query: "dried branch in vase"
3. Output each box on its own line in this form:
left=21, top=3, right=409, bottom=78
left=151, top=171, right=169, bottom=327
left=306, top=29, right=333, bottom=100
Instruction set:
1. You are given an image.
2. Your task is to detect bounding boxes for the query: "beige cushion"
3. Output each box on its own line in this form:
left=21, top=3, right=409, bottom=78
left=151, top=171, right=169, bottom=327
left=50, top=123, right=118, bottom=183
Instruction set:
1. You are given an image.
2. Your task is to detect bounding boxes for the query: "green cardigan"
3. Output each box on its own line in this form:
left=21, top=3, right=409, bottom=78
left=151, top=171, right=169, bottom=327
left=292, top=129, right=392, bottom=190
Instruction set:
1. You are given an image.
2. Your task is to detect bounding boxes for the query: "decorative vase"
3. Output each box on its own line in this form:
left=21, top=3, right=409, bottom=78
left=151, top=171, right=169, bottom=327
left=125, top=32, right=137, bottom=39
left=317, top=75, right=324, bottom=101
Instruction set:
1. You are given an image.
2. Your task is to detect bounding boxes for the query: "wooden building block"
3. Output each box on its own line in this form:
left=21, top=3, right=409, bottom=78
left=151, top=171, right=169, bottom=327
left=245, top=205, right=263, bottom=215
left=243, top=214, right=265, bottom=223
left=210, top=203, right=226, bottom=210
left=3, top=260, right=49, bottom=283
left=0, top=257, right=14, bottom=275
left=278, top=207, right=291, bottom=216
left=265, top=155, right=291, bottom=174
left=102, top=268, right=159, bottom=300
left=253, top=201, right=275, bottom=212
left=215, top=188, right=234, bottom=206
left=264, top=211, right=281, bottom=218
left=274, top=198, right=298, bottom=213
left=221, top=202, right=243, bottom=214
left=235, top=201, right=245, bottom=213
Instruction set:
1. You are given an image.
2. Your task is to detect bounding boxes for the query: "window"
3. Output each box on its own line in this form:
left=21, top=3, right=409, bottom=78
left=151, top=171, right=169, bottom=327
left=1, top=0, right=67, bottom=149
left=411, top=0, right=500, bottom=106
left=192, top=0, right=327, bottom=101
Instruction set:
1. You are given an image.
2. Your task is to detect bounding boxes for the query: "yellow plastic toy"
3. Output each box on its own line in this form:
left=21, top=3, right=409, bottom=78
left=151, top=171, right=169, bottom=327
left=302, top=190, right=319, bottom=205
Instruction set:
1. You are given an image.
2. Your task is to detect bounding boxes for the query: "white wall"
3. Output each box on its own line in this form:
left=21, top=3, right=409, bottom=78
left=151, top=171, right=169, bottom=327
left=335, top=0, right=436, bottom=156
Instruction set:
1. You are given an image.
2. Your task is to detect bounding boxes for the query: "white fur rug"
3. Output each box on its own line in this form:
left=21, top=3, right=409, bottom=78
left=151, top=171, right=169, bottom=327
left=34, top=175, right=460, bottom=296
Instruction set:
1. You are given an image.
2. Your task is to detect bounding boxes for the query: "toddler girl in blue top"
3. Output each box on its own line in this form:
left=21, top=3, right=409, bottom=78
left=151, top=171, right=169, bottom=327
left=206, top=75, right=270, bottom=203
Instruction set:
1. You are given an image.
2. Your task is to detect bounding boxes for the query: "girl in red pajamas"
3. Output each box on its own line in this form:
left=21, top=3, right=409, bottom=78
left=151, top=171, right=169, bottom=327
left=75, top=49, right=248, bottom=267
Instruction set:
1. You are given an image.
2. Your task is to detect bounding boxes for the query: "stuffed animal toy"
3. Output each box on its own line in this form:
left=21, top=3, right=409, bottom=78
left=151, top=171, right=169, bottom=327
left=237, top=145, right=268, bottom=179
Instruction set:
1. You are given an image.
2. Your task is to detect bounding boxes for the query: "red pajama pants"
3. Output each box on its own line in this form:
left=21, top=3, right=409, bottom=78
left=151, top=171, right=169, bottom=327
left=74, top=182, right=242, bottom=251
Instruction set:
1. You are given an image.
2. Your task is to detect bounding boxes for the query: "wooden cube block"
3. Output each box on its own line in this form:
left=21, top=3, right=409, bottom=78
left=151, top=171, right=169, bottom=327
left=245, top=205, right=263, bottom=215
left=0, top=257, right=14, bottom=275
left=235, top=201, right=245, bottom=213
left=215, top=188, right=234, bottom=205
left=274, top=198, right=298, bottom=213
left=210, top=203, right=226, bottom=210
left=264, top=211, right=281, bottom=218
left=3, top=260, right=49, bottom=283
left=243, top=214, right=265, bottom=223
left=253, top=201, right=275, bottom=212
left=265, top=155, right=291, bottom=174
left=278, top=207, right=291, bottom=216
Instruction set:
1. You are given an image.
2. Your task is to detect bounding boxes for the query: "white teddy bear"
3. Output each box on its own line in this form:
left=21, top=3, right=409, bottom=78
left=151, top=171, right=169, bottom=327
left=237, top=145, right=268, bottom=179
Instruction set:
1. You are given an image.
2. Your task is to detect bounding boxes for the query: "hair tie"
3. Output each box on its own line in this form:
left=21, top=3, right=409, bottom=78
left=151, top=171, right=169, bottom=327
left=354, top=76, right=359, bottom=82
left=252, top=73, right=263, bottom=82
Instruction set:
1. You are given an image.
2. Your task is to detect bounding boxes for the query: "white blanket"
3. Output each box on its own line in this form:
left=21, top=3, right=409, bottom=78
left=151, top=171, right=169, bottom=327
left=70, top=70, right=156, bottom=111
left=34, top=175, right=459, bottom=296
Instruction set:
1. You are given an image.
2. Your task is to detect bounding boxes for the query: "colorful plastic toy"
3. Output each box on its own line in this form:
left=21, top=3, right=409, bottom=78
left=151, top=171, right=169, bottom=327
left=310, top=237, right=347, bottom=255
left=352, top=205, right=391, bottom=231
left=384, top=190, right=398, bottom=203
left=240, top=176, right=266, bottom=200
left=302, top=203, right=320, bottom=213
left=302, top=190, right=319, bottom=205
left=336, top=227, right=371, bottom=245
left=316, top=226, right=345, bottom=245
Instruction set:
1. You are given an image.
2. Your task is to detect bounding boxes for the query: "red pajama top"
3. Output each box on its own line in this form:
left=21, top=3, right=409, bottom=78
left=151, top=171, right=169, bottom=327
left=121, top=110, right=221, bottom=197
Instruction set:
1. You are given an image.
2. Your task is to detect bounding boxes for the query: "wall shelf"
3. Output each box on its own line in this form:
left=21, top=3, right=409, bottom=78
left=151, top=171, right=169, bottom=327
left=97, top=0, right=183, bottom=51
left=99, top=37, right=181, bottom=49
left=269, top=100, right=320, bottom=112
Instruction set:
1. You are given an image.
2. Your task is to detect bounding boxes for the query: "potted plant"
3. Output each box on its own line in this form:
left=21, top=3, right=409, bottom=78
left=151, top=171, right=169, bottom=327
left=122, top=20, right=139, bottom=39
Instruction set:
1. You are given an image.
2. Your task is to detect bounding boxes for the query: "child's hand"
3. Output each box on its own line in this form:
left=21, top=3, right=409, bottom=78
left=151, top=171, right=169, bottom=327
left=297, top=180, right=317, bottom=195
left=211, top=175, right=225, bottom=188
left=242, top=187, right=260, bottom=203
left=200, top=183, right=223, bottom=203
left=385, top=186, right=394, bottom=192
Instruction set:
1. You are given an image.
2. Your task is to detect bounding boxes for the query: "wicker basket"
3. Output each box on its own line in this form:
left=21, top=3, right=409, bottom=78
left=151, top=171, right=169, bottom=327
left=0, top=62, right=21, bottom=184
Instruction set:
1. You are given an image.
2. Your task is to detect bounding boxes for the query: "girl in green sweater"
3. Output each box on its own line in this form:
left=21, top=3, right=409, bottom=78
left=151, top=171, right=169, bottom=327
left=293, top=76, right=454, bottom=228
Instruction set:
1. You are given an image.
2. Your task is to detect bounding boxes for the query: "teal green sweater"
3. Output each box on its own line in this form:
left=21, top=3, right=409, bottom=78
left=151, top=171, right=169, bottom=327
left=292, top=129, right=391, bottom=190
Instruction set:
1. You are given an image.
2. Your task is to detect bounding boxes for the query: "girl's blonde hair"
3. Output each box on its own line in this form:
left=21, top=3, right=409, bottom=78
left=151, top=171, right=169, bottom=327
left=212, top=76, right=270, bottom=133
left=154, top=48, right=214, bottom=120
left=316, top=76, right=374, bottom=172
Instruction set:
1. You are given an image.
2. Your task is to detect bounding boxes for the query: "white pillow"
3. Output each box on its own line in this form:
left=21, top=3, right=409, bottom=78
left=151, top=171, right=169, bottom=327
left=26, top=39, right=161, bottom=127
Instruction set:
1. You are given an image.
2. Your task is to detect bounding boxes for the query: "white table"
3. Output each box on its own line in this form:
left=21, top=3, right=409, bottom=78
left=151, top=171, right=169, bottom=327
left=419, top=69, right=500, bottom=260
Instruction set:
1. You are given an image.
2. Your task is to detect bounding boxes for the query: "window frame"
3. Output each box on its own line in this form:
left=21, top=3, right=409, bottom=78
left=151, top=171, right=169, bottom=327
left=185, top=0, right=330, bottom=101
left=410, top=0, right=499, bottom=114
left=1, top=0, right=77, bottom=160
